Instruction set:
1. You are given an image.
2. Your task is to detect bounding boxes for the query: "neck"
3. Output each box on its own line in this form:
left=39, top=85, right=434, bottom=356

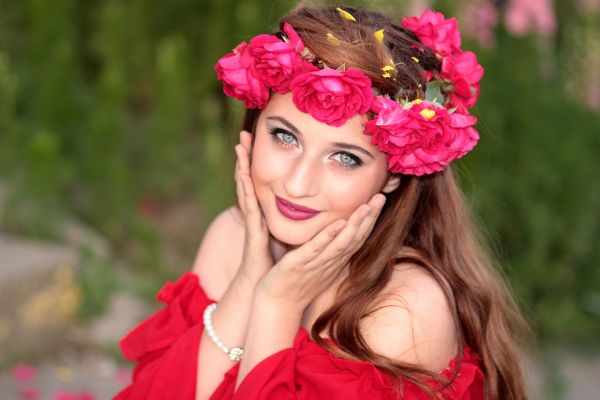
left=268, top=233, right=296, bottom=263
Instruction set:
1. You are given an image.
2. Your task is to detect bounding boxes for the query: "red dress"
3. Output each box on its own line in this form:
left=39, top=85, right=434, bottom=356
left=115, top=273, right=484, bottom=399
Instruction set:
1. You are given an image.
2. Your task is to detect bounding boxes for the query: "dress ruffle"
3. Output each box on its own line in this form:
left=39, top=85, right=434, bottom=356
left=211, top=326, right=484, bottom=400
left=115, top=273, right=485, bottom=399
left=115, top=272, right=214, bottom=400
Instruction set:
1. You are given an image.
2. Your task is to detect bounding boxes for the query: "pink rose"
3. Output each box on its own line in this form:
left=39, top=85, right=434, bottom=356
left=401, top=10, right=462, bottom=57
left=369, top=95, right=399, bottom=114
left=11, top=364, right=37, bottom=382
left=291, top=68, right=373, bottom=127
left=51, top=390, right=96, bottom=400
left=364, top=99, right=479, bottom=175
left=215, top=42, right=269, bottom=109
left=441, top=50, right=484, bottom=111
left=19, top=388, right=39, bottom=400
left=249, top=23, right=317, bottom=93
left=282, top=22, right=305, bottom=53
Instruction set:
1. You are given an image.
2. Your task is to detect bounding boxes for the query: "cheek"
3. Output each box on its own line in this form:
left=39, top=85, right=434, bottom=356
left=250, top=136, right=281, bottom=186
left=323, top=169, right=387, bottom=217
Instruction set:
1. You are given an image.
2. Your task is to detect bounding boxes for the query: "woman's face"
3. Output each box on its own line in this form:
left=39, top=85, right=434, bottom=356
left=250, top=92, right=400, bottom=246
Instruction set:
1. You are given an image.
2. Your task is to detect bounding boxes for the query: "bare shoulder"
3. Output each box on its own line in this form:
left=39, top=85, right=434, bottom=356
left=359, top=263, right=458, bottom=373
left=191, top=206, right=245, bottom=301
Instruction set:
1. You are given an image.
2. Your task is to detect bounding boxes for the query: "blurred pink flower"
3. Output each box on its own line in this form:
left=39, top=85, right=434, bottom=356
left=52, top=392, right=74, bottom=400
left=11, top=364, right=37, bottom=383
left=19, top=387, right=39, bottom=400
left=407, top=0, right=433, bottom=17
left=458, top=1, right=499, bottom=49
left=505, top=0, right=557, bottom=37
left=51, top=391, right=96, bottom=400
left=76, top=390, right=96, bottom=400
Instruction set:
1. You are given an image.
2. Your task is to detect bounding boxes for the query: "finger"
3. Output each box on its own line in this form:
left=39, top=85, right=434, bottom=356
left=347, top=193, right=386, bottom=252
left=282, top=219, right=347, bottom=266
left=240, top=172, right=265, bottom=236
left=319, top=202, right=372, bottom=259
left=235, top=145, right=246, bottom=214
left=239, top=131, right=253, bottom=174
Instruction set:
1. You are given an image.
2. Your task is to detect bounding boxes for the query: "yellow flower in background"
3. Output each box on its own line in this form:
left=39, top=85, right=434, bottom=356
left=19, top=264, right=81, bottom=330
left=56, top=366, right=74, bottom=382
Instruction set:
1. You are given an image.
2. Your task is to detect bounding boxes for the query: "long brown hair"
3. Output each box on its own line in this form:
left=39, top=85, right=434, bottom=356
left=242, top=6, right=529, bottom=399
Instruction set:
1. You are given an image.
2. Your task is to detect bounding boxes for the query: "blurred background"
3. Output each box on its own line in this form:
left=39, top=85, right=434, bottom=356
left=0, top=0, right=599, bottom=398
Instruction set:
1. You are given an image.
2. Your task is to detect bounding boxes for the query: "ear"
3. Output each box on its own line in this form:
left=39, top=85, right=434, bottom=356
left=381, top=174, right=401, bottom=193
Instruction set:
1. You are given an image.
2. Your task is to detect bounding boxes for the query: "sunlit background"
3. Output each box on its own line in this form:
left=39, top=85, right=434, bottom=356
left=0, top=0, right=599, bottom=398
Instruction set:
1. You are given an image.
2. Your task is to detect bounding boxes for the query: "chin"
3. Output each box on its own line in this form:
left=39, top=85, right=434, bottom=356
left=266, top=220, right=314, bottom=246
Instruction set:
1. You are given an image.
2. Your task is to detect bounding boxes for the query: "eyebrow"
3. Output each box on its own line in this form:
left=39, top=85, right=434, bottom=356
left=266, top=116, right=375, bottom=159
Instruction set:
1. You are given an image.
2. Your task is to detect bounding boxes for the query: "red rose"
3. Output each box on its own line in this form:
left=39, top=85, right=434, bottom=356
left=401, top=10, right=462, bottom=57
left=364, top=99, right=479, bottom=175
left=215, top=42, right=269, bottom=109
left=441, top=50, right=484, bottom=111
left=291, top=68, right=373, bottom=127
left=249, top=24, right=317, bottom=93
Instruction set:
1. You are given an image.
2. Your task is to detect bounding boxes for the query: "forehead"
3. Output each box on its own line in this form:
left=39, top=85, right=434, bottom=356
left=259, top=92, right=375, bottom=148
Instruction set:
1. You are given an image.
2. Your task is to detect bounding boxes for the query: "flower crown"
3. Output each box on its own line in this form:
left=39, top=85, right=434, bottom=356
left=215, top=9, right=484, bottom=176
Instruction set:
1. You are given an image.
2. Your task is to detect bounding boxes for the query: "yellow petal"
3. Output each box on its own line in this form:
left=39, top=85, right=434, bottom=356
left=411, top=56, right=420, bottom=63
left=374, top=29, right=385, bottom=43
left=56, top=366, right=74, bottom=382
left=420, top=108, right=436, bottom=120
left=336, top=7, right=356, bottom=21
left=412, top=99, right=423, bottom=104
left=381, top=65, right=395, bottom=72
left=327, top=32, right=340, bottom=45
left=382, top=72, right=391, bottom=78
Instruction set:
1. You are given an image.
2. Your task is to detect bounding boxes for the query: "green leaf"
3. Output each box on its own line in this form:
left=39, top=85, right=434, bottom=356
left=425, top=81, right=444, bottom=105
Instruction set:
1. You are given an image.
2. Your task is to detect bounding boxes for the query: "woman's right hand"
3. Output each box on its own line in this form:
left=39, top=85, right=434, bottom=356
left=234, top=130, right=277, bottom=283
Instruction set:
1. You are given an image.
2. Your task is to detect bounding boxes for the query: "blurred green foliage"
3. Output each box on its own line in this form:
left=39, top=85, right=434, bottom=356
left=0, top=0, right=598, bottom=346
left=77, top=246, right=117, bottom=320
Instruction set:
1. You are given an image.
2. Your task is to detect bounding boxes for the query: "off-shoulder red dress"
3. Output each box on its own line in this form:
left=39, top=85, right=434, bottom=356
left=114, top=273, right=484, bottom=399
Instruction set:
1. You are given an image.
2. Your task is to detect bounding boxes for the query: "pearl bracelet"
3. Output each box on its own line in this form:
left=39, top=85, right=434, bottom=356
left=202, top=303, right=244, bottom=362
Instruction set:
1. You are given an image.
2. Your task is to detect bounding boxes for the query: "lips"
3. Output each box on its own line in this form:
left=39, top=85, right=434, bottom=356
left=275, top=195, right=320, bottom=221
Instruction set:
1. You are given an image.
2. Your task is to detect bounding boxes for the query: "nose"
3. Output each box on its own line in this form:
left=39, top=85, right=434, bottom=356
left=282, top=156, right=320, bottom=198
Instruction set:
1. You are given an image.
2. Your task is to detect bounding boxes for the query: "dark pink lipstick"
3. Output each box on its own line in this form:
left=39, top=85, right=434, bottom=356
left=275, top=195, right=320, bottom=221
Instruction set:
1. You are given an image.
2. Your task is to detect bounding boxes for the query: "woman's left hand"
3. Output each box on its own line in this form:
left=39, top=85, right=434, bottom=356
left=255, top=193, right=387, bottom=312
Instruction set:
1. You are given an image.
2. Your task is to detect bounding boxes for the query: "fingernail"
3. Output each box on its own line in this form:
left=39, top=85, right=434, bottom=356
left=374, top=195, right=386, bottom=208
left=359, top=205, right=371, bottom=219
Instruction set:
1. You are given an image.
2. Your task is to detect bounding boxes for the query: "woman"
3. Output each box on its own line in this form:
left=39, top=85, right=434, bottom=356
left=116, top=5, right=528, bottom=400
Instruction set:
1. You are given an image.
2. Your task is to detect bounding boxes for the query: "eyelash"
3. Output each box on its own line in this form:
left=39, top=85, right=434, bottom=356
left=268, top=128, right=364, bottom=170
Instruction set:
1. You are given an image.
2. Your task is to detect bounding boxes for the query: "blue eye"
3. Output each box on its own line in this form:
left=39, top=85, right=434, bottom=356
left=331, top=152, right=362, bottom=170
left=281, top=132, right=296, bottom=144
left=269, top=128, right=298, bottom=147
left=268, top=127, right=363, bottom=170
